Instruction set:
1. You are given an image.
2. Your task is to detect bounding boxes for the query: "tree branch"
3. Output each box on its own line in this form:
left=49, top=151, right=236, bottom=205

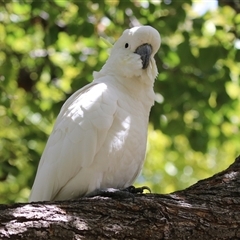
left=1, top=156, right=240, bottom=239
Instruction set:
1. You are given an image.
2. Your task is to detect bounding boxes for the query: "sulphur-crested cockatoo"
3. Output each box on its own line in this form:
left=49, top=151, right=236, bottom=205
left=29, top=25, right=161, bottom=202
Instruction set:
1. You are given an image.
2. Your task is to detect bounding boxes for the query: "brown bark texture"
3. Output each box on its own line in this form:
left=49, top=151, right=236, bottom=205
left=1, top=156, right=240, bottom=240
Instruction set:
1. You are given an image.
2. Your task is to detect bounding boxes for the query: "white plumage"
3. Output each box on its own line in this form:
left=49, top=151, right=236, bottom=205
left=29, top=25, right=161, bottom=202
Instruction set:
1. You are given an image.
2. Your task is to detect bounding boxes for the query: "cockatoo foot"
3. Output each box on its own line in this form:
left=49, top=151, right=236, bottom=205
left=122, top=185, right=151, bottom=194
left=86, top=185, right=151, bottom=201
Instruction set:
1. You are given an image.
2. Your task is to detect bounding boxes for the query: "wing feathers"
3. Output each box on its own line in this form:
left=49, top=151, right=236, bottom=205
left=29, top=82, right=117, bottom=201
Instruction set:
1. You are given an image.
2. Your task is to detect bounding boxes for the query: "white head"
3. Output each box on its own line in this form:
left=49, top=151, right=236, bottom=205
left=97, top=26, right=161, bottom=85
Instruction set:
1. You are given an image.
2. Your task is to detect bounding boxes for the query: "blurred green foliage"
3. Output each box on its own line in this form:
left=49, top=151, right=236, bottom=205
left=0, top=0, right=239, bottom=203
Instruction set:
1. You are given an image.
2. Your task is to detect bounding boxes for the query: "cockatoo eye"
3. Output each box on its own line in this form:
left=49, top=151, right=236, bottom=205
left=125, top=43, right=129, bottom=48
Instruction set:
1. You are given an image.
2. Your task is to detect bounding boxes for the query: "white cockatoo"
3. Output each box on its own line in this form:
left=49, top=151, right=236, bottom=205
left=29, top=25, right=161, bottom=202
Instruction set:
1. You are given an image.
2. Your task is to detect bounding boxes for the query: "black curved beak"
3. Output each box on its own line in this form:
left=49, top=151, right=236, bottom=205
left=134, top=44, right=152, bottom=69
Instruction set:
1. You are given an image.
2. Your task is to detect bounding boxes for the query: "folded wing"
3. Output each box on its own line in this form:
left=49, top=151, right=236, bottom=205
left=29, top=82, right=118, bottom=201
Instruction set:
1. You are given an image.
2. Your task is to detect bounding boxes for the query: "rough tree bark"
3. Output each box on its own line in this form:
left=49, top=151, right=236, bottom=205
left=1, top=156, right=240, bottom=240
